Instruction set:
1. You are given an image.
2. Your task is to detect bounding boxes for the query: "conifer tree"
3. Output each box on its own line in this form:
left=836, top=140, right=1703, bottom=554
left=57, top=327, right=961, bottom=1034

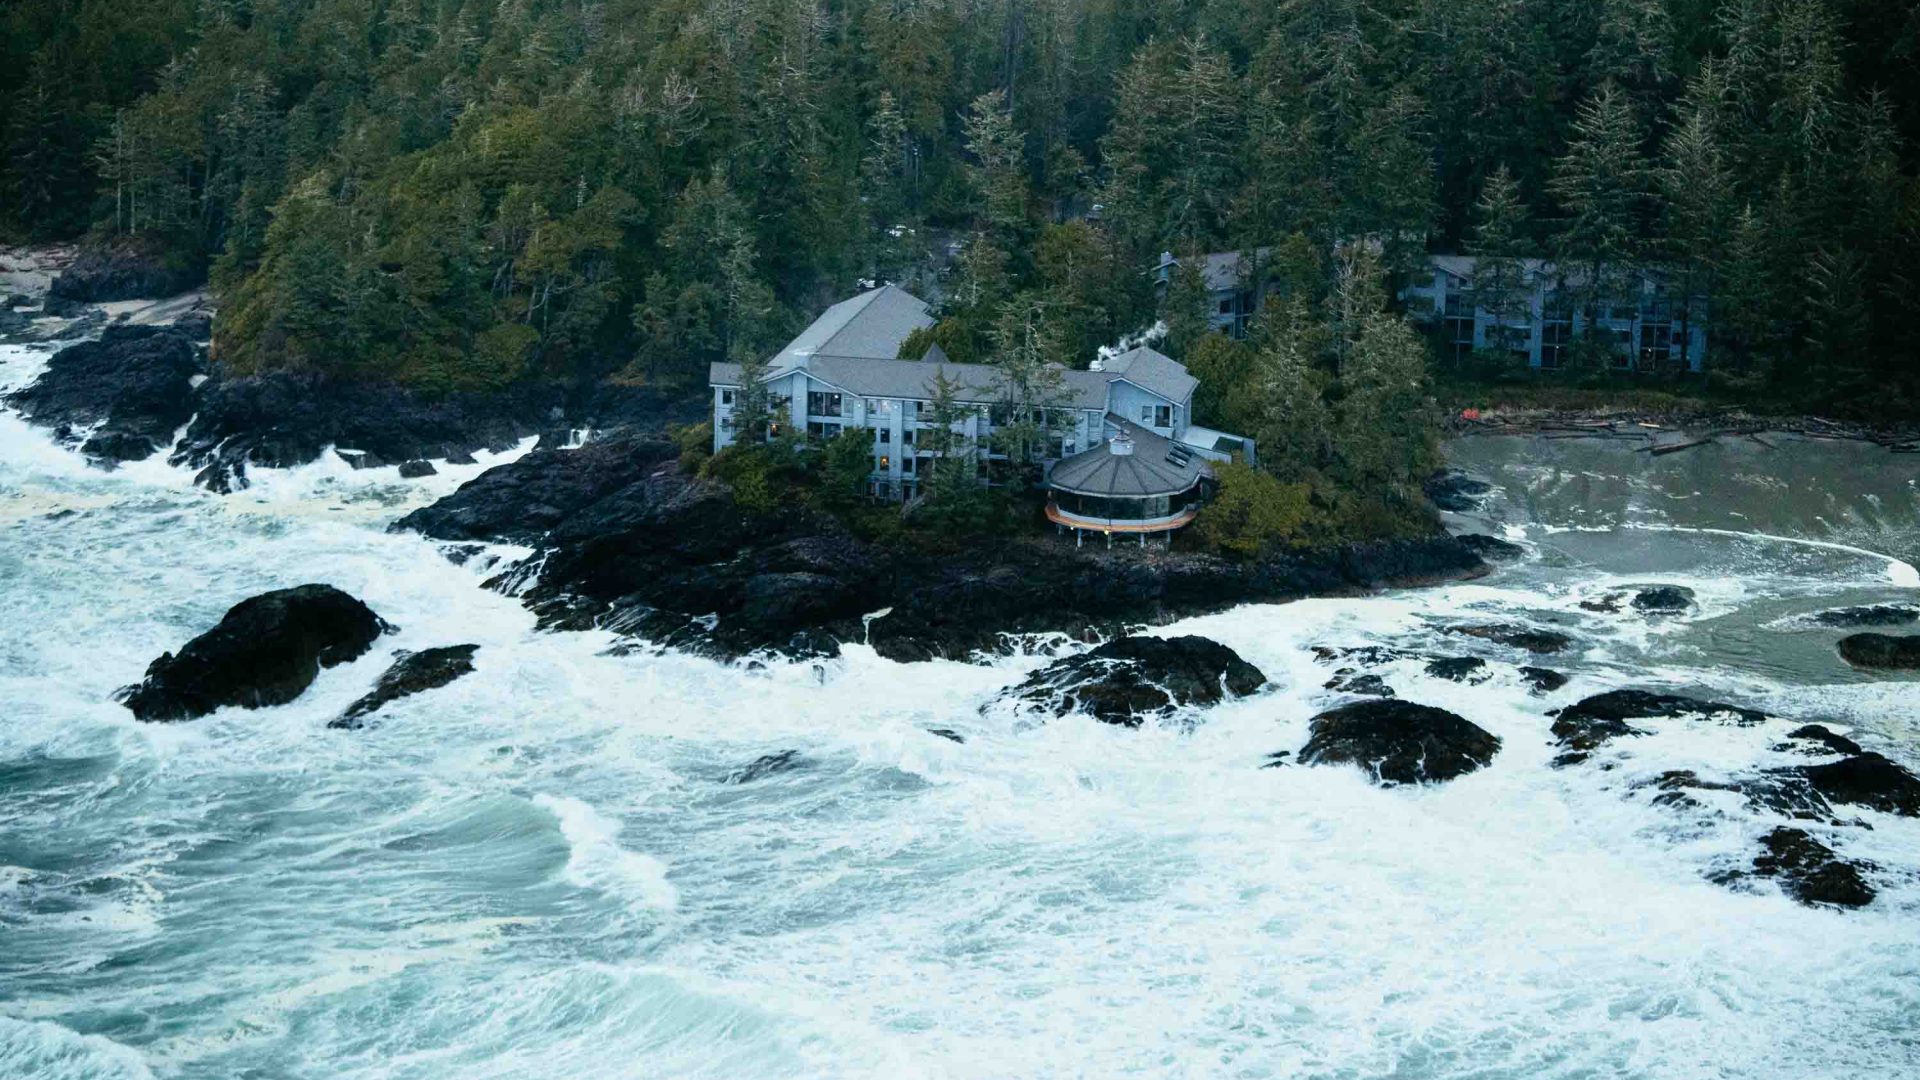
left=1551, top=82, right=1648, bottom=329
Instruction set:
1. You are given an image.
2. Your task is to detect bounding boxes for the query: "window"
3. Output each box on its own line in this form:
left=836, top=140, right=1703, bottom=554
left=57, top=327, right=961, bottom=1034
left=1139, top=405, right=1154, bottom=423
left=878, top=454, right=891, bottom=471
left=902, top=455, right=916, bottom=475
left=807, top=390, right=843, bottom=417
left=720, top=389, right=734, bottom=405
left=1217, top=298, right=1233, bottom=314
left=864, top=398, right=880, bottom=413
left=902, top=428, right=914, bottom=445
left=878, top=429, right=890, bottom=445
left=1153, top=405, right=1172, bottom=428
left=807, top=421, right=841, bottom=440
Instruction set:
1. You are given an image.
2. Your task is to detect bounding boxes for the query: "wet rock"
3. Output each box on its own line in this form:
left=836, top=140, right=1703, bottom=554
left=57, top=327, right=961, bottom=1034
left=1424, top=656, right=1490, bottom=683
left=1455, top=533, right=1525, bottom=562
left=995, top=635, right=1268, bottom=727
left=174, top=310, right=213, bottom=342
left=1311, top=645, right=1408, bottom=667
left=1775, top=725, right=1863, bottom=757
left=1261, top=750, right=1292, bottom=769
left=1794, top=753, right=1920, bottom=816
left=1325, top=672, right=1395, bottom=697
left=3, top=325, right=202, bottom=462
left=1548, top=690, right=1766, bottom=765
left=1807, top=604, right=1920, bottom=628
left=1518, top=666, right=1569, bottom=694
left=926, top=728, right=966, bottom=744
left=1424, top=469, right=1493, bottom=512
left=1631, top=585, right=1695, bottom=613
left=1577, top=594, right=1623, bottom=614
left=168, top=372, right=696, bottom=493
left=397, top=459, right=438, bottom=479
left=393, top=435, right=681, bottom=544
left=47, top=239, right=203, bottom=303
left=121, top=585, right=391, bottom=721
left=1836, top=633, right=1920, bottom=670
left=1297, top=699, right=1501, bottom=785
left=726, top=750, right=806, bottom=783
left=330, top=645, right=479, bottom=729
left=1445, top=622, right=1575, bottom=654
left=1744, top=827, right=1875, bottom=909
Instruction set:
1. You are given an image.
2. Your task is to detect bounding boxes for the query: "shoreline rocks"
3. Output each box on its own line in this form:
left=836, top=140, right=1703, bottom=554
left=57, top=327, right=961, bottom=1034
left=1296, top=699, right=1501, bottom=785
left=993, top=635, right=1267, bottom=726
left=395, top=435, right=1495, bottom=663
left=331, top=644, right=479, bottom=729
left=3, top=325, right=202, bottom=462
left=121, top=585, right=391, bottom=721
left=47, top=240, right=204, bottom=305
left=1739, top=827, right=1876, bottom=908
left=1549, top=690, right=1766, bottom=765
left=1836, top=632, right=1920, bottom=670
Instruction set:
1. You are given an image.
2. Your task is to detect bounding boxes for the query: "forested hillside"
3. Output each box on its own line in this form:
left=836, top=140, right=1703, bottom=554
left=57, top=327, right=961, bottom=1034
left=3, top=0, right=1916, bottom=405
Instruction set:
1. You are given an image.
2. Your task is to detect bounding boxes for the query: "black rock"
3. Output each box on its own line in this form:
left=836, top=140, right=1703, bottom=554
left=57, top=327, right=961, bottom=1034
left=1549, top=690, right=1766, bottom=765
left=167, top=373, right=700, bottom=492
left=396, top=434, right=1492, bottom=663
left=995, top=635, right=1268, bottom=727
left=1807, top=604, right=1920, bottom=628
left=1297, top=699, right=1501, bottom=785
left=1746, top=827, right=1875, bottom=908
left=1776, top=724, right=1864, bottom=757
left=1445, top=622, right=1575, bottom=654
left=1455, top=533, right=1525, bottom=562
left=121, top=585, right=391, bottom=721
left=1261, top=750, right=1292, bottom=769
left=3, top=325, right=202, bottom=462
left=1424, top=469, right=1493, bottom=512
left=1631, top=585, right=1696, bottom=613
left=2, top=292, right=29, bottom=309
left=1425, top=656, right=1490, bottom=683
left=174, top=310, right=213, bottom=342
left=47, top=240, right=204, bottom=303
left=398, top=459, right=438, bottom=479
left=1311, top=645, right=1408, bottom=667
left=394, top=436, right=681, bottom=544
left=1518, top=666, right=1569, bottom=693
left=726, top=750, right=806, bottom=783
left=446, top=449, right=478, bottom=466
left=1794, top=753, right=1920, bottom=816
left=1836, top=633, right=1920, bottom=670
left=1325, top=672, right=1395, bottom=697
left=330, top=645, right=478, bottom=729
left=926, top=728, right=966, bottom=744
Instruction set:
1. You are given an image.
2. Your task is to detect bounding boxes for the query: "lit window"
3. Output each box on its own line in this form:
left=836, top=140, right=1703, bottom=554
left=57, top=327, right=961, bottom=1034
left=878, top=455, right=891, bottom=470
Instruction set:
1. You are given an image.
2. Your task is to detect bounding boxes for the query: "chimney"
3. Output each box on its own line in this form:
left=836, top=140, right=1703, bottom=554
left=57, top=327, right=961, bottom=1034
left=1108, top=431, right=1135, bottom=456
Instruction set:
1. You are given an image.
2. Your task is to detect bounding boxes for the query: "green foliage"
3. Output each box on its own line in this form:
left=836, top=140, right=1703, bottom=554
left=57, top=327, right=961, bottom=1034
left=1190, top=463, right=1313, bottom=558
left=4, top=0, right=1913, bottom=409
left=672, top=421, right=714, bottom=474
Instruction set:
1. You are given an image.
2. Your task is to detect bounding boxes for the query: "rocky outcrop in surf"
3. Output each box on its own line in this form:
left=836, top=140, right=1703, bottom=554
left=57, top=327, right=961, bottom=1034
left=2, top=325, right=202, bottom=462
left=993, top=635, right=1268, bottom=726
left=1836, top=632, right=1920, bottom=670
left=1296, top=699, right=1501, bottom=785
left=395, top=434, right=1493, bottom=662
left=1444, top=622, right=1574, bottom=654
left=121, top=585, right=391, bottom=721
left=1548, top=690, right=1766, bottom=766
left=331, top=645, right=479, bottom=729
left=1730, top=827, right=1876, bottom=909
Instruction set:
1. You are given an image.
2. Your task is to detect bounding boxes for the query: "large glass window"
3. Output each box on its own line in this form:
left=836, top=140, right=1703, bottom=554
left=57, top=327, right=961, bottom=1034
left=807, top=391, right=843, bottom=417
left=1054, top=485, right=1202, bottom=523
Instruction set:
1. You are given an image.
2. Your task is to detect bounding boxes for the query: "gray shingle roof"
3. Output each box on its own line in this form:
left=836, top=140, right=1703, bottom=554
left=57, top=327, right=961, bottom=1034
left=753, top=284, right=934, bottom=372
left=1100, top=346, right=1198, bottom=404
left=1047, top=415, right=1210, bottom=498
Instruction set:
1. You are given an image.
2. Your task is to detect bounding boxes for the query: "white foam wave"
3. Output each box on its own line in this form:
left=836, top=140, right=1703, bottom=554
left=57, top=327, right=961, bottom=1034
left=535, top=795, right=679, bottom=914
